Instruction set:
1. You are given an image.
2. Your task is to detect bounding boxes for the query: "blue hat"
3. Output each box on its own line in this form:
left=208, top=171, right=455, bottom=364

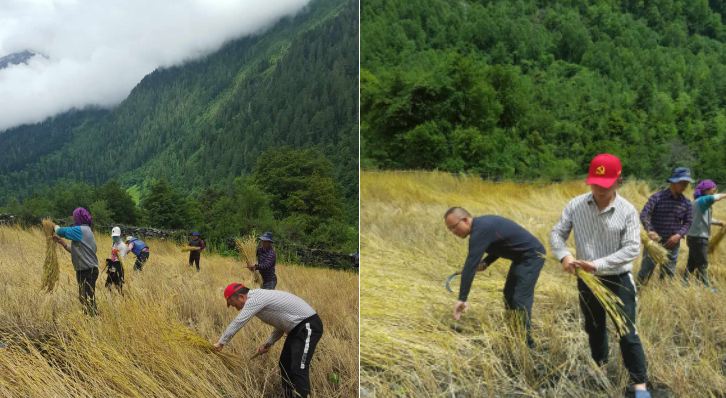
left=192, top=232, right=200, bottom=236
left=667, top=167, right=695, bottom=184
left=259, top=232, right=275, bottom=243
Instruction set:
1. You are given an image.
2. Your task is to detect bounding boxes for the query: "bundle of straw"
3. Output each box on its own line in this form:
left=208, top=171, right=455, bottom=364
left=574, top=268, right=630, bottom=336
left=180, top=246, right=197, bottom=253
left=166, top=325, right=243, bottom=370
left=640, top=230, right=669, bottom=266
left=236, top=234, right=261, bottom=284
left=41, top=219, right=59, bottom=292
left=543, top=252, right=630, bottom=336
left=708, top=225, right=726, bottom=255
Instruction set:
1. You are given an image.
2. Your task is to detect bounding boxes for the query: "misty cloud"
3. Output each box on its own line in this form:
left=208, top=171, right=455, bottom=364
left=0, top=0, right=312, bottom=132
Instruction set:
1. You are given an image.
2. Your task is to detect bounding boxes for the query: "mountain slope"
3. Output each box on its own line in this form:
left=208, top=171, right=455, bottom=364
left=1, top=0, right=358, bottom=220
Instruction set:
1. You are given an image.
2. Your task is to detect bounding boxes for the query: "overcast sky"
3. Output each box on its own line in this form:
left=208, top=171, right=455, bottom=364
left=0, top=0, right=312, bottom=132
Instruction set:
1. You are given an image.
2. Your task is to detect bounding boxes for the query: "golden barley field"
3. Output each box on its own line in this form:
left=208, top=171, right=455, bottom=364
left=0, top=225, right=358, bottom=397
left=361, top=170, right=726, bottom=398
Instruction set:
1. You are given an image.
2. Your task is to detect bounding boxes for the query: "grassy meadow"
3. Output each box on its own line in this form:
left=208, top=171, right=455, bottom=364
left=0, top=226, right=358, bottom=397
left=361, top=171, right=726, bottom=397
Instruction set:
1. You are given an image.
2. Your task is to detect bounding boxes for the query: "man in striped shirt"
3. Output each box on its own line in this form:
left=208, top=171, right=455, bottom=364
left=213, top=283, right=323, bottom=398
left=550, top=154, right=650, bottom=398
left=638, top=167, right=694, bottom=285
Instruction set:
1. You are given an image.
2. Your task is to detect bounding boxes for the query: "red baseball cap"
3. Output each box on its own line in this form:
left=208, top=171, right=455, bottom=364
left=224, top=283, right=246, bottom=305
left=586, top=154, right=622, bottom=188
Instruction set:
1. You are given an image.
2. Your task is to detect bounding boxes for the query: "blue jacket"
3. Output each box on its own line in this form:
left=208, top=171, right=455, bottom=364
left=128, top=238, right=148, bottom=256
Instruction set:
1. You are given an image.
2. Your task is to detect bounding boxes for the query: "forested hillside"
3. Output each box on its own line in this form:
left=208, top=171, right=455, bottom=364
left=362, top=0, right=726, bottom=182
left=0, top=0, right=359, bottom=252
left=1, top=0, right=356, bottom=207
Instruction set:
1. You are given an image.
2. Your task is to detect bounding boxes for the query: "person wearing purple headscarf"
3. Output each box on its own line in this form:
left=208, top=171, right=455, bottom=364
left=52, top=207, right=99, bottom=315
left=685, top=180, right=725, bottom=291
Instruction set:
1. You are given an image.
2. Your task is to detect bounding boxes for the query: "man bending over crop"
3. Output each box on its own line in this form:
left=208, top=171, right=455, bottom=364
left=214, top=284, right=323, bottom=398
left=445, top=208, right=545, bottom=349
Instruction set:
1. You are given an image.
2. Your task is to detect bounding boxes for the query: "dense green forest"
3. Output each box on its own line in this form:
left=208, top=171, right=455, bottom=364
left=0, top=0, right=359, bottom=252
left=362, top=0, right=726, bottom=183
left=4, top=146, right=355, bottom=252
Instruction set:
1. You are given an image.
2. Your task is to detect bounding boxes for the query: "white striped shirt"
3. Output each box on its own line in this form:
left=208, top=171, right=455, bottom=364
left=218, top=289, right=317, bottom=345
left=550, top=192, right=641, bottom=275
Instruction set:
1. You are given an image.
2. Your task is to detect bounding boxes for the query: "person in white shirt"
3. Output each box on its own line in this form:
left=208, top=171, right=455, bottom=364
left=550, top=154, right=650, bottom=398
left=213, top=283, right=323, bottom=398
left=105, top=226, right=127, bottom=293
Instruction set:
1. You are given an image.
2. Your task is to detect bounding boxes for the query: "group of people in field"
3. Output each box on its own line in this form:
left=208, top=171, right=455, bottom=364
left=50, top=214, right=322, bottom=397
left=446, top=154, right=723, bottom=398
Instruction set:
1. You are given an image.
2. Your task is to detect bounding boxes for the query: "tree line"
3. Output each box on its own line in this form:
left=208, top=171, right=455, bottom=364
left=2, top=147, right=357, bottom=253
left=362, top=0, right=726, bottom=183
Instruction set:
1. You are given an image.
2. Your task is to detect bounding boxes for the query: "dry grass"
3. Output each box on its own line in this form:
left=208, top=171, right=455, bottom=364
left=41, top=219, right=59, bottom=292
left=709, top=226, right=726, bottom=255
left=0, top=224, right=358, bottom=397
left=361, top=171, right=726, bottom=397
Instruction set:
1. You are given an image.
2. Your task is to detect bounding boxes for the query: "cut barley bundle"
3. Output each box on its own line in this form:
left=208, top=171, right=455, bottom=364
left=543, top=252, right=630, bottom=336
left=41, top=219, right=59, bottom=292
left=180, top=246, right=196, bottom=253
left=641, top=229, right=669, bottom=266
left=708, top=225, right=726, bottom=255
left=236, top=234, right=261, bottom=284
left=166, top=325, right=243, bottom=370
left=574, top=268, right=630, bottom=336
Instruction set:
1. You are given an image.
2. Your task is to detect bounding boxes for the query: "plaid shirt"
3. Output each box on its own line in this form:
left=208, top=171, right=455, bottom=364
left=256, top=246, right=277, bottom=283
left=640, top=189, right=693, bottom=239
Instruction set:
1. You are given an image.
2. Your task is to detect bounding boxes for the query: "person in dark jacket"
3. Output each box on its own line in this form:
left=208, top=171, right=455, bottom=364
left=188, top=232, right=206, bottom=271
left=445, top=208, right=546, bottom=349
left=248, top=232, right=277, bottom=290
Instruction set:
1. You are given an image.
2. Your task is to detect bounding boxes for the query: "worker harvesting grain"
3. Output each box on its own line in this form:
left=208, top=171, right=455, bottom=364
left=247, top=232, right=277, bottom=290
left=637, top=167, right=694, bottom=285
left=188, top=232, right=205, bottom=271
left=105, top=226, right=127, bottom=294
left=550, top=154, right=650, bottom=397
left=444, top=208, right=545, bottom=350
left=52, top=207, right=100, bottom=316
left=213, top=283, right=323, bottom=398
left=684, top=179, right=724, bottom=291
left=125, top=236, right=150, bottom=271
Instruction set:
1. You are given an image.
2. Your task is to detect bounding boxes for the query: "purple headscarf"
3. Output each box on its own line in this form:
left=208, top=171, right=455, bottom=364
left=73, top=207, right=92, bottom=226
left=694, top=180, right=717, bottom=199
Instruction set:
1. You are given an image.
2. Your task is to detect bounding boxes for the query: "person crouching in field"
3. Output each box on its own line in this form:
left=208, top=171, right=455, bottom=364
left=550, top=154, right=650, bottom=398
left=105, top=226, right=127, bottom=294
left=52, top=207, right=99, bottom=316
left=213, top=283, right=323, bottom=398
left=125, top=236, right=150, bottom=271
left=188, top=232, right=205, bottom=271
left=444, top=208, right=545, bottom=350
left=685, top=179, right=725, bottom=291
left=248, top=232, right=277, bottom=289
left=638, top=167, right=694, bottom=285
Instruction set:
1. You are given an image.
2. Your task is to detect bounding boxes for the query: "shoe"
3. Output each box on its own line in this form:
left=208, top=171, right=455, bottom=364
left=712, top=288, right=718, bottom=293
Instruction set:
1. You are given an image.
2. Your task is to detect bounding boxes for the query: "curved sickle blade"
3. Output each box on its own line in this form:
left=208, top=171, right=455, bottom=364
left=445, top=272, right=461, bottom=293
